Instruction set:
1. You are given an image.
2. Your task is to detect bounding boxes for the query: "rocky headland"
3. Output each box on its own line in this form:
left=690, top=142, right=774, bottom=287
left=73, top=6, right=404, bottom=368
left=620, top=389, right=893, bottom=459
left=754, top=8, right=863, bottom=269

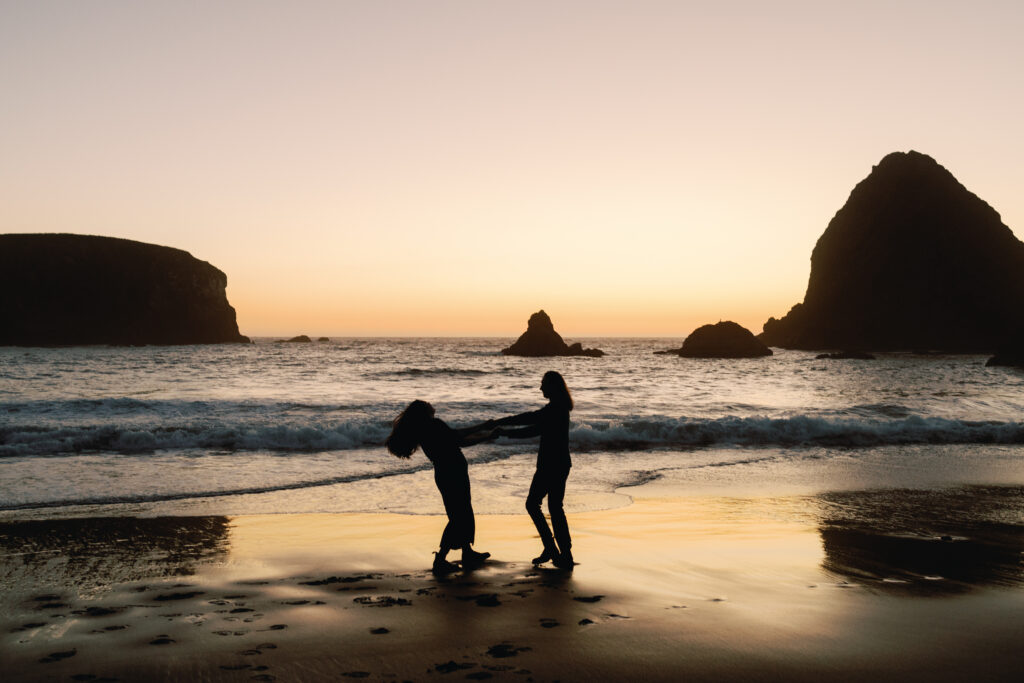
left=658, top=321, right=772, bottom=358
left=501, top=310, right=604, bottom=357
left=0, top=233, right=249, bottom=346
left=760, top=151, right=1024, bottom=352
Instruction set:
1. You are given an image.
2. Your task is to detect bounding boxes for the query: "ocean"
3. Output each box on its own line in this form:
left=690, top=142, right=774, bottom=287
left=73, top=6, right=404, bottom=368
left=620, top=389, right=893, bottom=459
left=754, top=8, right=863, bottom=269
left=2, top=338, right=1023, bottom=521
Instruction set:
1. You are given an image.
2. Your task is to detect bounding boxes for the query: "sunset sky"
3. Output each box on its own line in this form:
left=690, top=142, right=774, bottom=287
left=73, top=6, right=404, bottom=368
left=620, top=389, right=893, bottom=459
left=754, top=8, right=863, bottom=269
left=3, top=1, right=1023, bottom=336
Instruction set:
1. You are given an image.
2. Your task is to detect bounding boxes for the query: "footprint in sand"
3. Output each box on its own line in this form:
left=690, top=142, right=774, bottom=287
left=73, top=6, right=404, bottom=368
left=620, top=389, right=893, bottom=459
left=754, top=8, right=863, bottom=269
left=539, top=618, right=559, bottom=628
left=149, top=636, right=175, bottom=645
left=73, top=606, right=122, bottom=617
left=486, top=643, right=531, bottom=658
left=39, top=649, right=77, bottom=663
left=578, top=618, right=595, bottom=626
left=370, top=627, right=390, bottom=634
left=340, top=672, right=371, bottom=678
left=434, top=660, right=476, bottom=673
left=572, top=595, right=604, bottom=603
left=154, top=591, right=204, bottom=602
left=475, top=594, right=501, bottom=607
left=10, top=622, right=47, bottom=632
left=352, top=596, right=411, bottom=607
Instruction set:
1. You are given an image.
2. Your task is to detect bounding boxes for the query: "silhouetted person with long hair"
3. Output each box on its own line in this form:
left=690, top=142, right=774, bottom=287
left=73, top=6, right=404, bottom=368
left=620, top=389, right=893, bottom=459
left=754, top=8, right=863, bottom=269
left=493, top=371, right=575, bottom=570
left=386, top=400, right=495, bottom=573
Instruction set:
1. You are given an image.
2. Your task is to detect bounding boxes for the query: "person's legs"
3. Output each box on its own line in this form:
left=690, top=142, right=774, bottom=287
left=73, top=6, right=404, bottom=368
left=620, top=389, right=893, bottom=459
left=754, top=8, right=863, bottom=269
left=432, top=521, right=459, bottom=572
left=526, top=469, right=557, bottom=560
left=546, top=467, right=571, bottom=554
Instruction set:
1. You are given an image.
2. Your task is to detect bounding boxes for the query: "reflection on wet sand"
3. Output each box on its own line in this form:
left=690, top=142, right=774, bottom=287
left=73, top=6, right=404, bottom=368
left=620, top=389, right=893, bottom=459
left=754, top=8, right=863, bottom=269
left=0, top=516, right=230, bottom=593
left=817, top=486, right=1024, bottom=594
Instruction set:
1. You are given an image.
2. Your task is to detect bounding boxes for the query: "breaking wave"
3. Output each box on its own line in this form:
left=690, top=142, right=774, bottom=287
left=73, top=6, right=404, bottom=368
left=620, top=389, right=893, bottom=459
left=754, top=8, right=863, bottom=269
left=3, top=415, right=1023, bottom=457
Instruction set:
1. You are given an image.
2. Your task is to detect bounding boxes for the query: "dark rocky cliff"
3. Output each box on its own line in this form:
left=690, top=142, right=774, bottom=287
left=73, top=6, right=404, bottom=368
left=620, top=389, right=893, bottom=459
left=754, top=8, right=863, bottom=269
left=0, top=233, right=249, bottom=345
left=761, top=151, right=1024, bottom=351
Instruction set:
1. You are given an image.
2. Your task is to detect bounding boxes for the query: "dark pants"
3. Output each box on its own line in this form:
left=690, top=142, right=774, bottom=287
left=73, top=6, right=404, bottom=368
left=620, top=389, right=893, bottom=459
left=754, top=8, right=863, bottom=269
left=436, top=471, right=475, bottom=550
left=526, top=466, right=571, bottom=553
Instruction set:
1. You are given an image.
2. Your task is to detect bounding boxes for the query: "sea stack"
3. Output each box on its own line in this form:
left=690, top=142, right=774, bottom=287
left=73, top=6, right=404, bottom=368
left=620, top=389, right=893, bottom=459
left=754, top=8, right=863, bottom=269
left=0, top=233, right=250, bottom=346
left=501, top=310, right=604, bottom=357
left=760, top=151, right=1024, bottom=352
left=659, top=321, right=772, bottom=358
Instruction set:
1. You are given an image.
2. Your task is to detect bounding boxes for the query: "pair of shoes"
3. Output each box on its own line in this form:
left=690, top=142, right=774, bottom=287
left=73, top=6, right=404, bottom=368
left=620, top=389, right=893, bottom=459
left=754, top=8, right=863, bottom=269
left=462, top=549, right=490, bottom=566
left=432, top=554, right=460, bottom=574
left=532, top=549, right=554, bottom=565
left=552, top=550, right=574, bottom=570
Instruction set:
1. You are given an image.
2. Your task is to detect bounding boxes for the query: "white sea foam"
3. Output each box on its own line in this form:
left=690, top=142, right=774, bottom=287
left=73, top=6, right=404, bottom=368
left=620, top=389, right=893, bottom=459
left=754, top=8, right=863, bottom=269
left=2, top=414, right=1024, bottom=458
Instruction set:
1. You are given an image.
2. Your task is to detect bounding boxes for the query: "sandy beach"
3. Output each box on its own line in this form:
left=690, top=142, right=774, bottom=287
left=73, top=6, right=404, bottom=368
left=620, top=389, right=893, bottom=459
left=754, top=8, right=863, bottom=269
left=2, top=487, right=1022, bottom=682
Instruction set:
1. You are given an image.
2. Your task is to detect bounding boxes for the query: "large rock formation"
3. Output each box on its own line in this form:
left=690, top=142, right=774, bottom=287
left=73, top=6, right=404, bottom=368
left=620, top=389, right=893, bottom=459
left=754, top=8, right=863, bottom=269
left=501, top=310, right=604, bottom=357
left=659, top=321, right=772, bottom=358
left=0, top=233, right=250, bottom=345
left=760, top=151, right=1024, bottom=351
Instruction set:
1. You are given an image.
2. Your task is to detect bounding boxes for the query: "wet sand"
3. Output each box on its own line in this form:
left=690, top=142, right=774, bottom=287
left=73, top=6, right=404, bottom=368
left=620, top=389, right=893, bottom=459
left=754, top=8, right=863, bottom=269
left=2, top=490, right=1023, bottom=682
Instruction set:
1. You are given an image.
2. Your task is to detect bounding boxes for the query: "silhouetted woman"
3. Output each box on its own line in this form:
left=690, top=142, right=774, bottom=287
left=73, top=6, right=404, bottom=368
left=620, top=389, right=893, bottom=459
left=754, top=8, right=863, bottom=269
left=386, top=400, right=494, bottom=573
left=494, top=371, right=575, bottom=569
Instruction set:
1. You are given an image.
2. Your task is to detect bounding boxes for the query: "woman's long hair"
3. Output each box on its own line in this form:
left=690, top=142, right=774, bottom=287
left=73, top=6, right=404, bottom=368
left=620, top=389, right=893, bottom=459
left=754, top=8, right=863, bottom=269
left=542, top=370, right=573, bottom=411
left=386, top=399, right=435, bottom=458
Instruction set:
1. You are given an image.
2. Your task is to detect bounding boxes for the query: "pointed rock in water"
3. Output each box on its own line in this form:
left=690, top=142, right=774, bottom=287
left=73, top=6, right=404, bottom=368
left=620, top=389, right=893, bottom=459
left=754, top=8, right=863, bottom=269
left=0, top=233, right=249, bottom=346
left=760, top=151, right=1024, bottom=352
left=661, top=321, right=772, bottom=358
left=501, top=310, right=604, bottom=357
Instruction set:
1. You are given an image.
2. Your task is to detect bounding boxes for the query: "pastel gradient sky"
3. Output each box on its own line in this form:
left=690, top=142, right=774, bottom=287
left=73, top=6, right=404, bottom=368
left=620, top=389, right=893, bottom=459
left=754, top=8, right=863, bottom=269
left=3, top=1, right=1023, bottom=336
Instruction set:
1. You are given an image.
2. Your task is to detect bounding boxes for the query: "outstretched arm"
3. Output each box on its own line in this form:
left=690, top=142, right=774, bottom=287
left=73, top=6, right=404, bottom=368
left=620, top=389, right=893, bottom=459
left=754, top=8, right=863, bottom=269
left=454, top=420, right=499, bottom=447
left=493, top=423, right=541, bottom=440
left=493, top=408, right=544, bottom=427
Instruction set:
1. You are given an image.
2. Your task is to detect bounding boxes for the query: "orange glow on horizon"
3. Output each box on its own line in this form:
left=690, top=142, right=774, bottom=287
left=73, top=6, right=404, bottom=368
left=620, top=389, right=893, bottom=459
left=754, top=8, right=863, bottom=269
left=3, top=2, right=1023, bottom=337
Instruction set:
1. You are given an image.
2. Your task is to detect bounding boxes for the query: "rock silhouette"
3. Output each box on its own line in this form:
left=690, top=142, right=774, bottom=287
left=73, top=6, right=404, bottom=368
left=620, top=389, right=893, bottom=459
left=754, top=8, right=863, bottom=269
left=659, top=321, right=772, bottom=358
left=501, top=311, right=604, bottom=357
left=279, top=335, right=313, bottom=343
left=0, top=233, right=249, bottom=346
left=760, top=151, right=1024, bottom=352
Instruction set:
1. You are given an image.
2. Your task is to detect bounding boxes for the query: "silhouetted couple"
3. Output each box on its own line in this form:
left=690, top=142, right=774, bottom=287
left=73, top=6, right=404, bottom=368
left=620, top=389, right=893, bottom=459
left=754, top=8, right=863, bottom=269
left=386, top=370, right=575, bottom=573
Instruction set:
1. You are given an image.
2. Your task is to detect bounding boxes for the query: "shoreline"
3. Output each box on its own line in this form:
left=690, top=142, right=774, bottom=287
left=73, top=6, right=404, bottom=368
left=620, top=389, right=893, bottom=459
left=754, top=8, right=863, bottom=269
left=2, top=492, right=1022, bottom=682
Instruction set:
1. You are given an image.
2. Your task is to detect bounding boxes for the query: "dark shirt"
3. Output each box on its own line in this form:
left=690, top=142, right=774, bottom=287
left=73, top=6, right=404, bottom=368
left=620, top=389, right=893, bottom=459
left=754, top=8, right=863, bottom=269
left=503, top=402, right=571, bottom=470
left=419, top=418, right=469, bottom=476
